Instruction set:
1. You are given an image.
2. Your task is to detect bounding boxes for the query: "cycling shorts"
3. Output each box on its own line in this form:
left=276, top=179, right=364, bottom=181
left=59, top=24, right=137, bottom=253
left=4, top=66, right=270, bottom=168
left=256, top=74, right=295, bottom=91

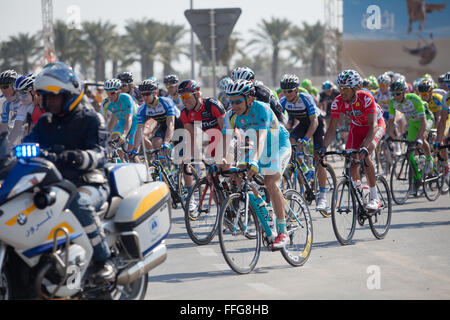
left=346, top=117, right=385, bottom=151
left=290, top=115, right=325, bottom=149
left=113, top=119, right=138, bottom=145
left=407, top=119, right=432, bottom=142
left=259, top=146, right=292, bottom=177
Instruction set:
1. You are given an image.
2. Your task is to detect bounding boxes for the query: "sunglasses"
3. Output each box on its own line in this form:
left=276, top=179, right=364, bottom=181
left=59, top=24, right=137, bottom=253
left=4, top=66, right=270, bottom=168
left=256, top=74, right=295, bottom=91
left=229, top=97, right=246, bottom=106
left=282, top=89, right=296, bottom=94
left=391, top=91, right=403, bottom=96
left=338, top=87, right=352, bottom=91
left=0, top=84, right=12, bottom=89
left=141, top=91, right=154, bottom=97
left=180, top=92, right=195, bottom=100
left=106, top=90, right=119, bottom=95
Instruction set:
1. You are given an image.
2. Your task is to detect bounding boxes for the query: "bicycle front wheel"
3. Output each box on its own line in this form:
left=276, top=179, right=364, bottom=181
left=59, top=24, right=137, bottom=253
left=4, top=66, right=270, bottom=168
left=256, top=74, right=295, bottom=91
left=281, top=190, right=313, bottom=267
left=218, top=193, right=261, bottom=274
left=331, top=178, right=356, bottom=245
left=313, top=161, right=337, bottom=218
left=390, top=156, right=411, bottom=205
left=422, top=163, right=442, bottom=201
left=368, top=175, right=392, bottom=239
left=184, top=177, right=221, bottom=245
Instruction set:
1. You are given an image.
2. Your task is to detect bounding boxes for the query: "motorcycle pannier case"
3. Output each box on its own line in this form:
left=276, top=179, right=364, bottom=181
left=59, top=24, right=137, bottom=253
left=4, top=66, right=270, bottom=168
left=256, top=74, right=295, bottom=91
left=113, top=182, right=171, bottom=258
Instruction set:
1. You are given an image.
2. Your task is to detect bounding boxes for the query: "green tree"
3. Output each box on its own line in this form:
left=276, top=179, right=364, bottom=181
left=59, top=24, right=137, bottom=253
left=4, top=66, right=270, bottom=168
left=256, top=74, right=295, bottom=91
left=249, top=17, right=292, bottom=86
left=159, top=22, right=186, bottom=76
left=82, top=20, right=117, bottom=81
left=5, top=32, right=41, bottom=74
left=125, top=19, right=164, bottom=79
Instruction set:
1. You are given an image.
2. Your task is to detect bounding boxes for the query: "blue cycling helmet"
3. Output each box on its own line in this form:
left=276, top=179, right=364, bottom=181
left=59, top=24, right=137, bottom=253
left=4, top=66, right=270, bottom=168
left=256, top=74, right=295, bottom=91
left=322, top=80, right=333, bottom=90
left=34, top=62, right=84, bottom=114
left=14, top=74, right=35, bottom=92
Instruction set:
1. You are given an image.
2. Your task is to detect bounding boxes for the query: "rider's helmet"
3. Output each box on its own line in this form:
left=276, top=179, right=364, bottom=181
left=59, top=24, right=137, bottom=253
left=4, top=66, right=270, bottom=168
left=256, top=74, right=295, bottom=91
left=280, top=74, right=300, bottom=90
left=177, top=79, right=200, bottom=94
left=218, top=77, right=233, bottom=92
left=336, top=70, right=361, bottom=89
left=301, top=78, right=312, bottom=89
left=104, top=78, right=122, bottom=91
left=225, top=79, right=255, bottom=97
left=0, top=69, right=18, bottom=86
left=390, top=79, right=407, bottom=93
left=163, top=74, right=179, bottom=86
left=377, top=73, right=391, bottom=86
left=14, top=74, right=35, bottom=92
left=322, top=80, right=333, bottom=90
left=417, top=78, right=433, bottom=93
left=443, top=71, right=450, bottom=83
left=361, top=78, right=371, bottom=88
left=368, top=75, right=378, bottom=89
left=139, top=79, right=159, bottom=92
left=231, top=66, right=255, bottom=81
left=34, top=62, right=84, bottom=114
left=117, top=71, right=133, bottom=84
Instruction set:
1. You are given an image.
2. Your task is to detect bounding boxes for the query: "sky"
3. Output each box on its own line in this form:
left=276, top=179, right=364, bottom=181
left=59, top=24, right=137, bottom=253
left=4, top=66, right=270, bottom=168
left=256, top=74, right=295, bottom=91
left=0, top=0, right=326, bottom=78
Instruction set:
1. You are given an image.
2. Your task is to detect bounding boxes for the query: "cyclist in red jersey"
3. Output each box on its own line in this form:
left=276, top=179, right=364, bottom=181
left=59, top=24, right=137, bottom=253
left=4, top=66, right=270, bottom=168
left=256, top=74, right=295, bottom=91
left=177, top=79, right=226, bottom=207
left=320, top=70, right=386, bottom=211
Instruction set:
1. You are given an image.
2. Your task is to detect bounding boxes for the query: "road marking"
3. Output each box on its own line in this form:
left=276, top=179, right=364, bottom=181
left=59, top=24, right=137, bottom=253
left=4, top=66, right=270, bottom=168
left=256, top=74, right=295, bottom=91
left=196, top=247, right=218, bottom=257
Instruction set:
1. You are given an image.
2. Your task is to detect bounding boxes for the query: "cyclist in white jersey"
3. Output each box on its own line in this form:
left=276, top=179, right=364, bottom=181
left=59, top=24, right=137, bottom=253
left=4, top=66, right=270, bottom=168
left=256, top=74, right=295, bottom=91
left=163, top=74, right=184, bottom=112
left=0, top=70, right=21, bottom=141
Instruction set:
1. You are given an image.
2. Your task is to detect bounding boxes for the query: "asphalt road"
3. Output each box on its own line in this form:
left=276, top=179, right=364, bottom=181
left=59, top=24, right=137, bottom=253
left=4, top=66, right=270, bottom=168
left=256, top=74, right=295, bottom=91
left=144, top=170, right=450, bottom=300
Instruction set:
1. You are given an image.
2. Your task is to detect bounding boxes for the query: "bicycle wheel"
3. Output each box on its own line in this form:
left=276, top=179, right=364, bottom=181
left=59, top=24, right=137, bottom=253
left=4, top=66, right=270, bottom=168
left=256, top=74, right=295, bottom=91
left=281, top=190, right=313, bottom=267
left=218, top=193, right=261, bottom=274
left=313, top=161, right=337, bottom=218
left=368, top=175, right=392, bottom=239
left=390, top=156, right=411, bottom=205
left=331, top=178, right=357, bottom=245
left=184, top=177, right=221, bottom=245
left=423, top=161, right=442, bottom=201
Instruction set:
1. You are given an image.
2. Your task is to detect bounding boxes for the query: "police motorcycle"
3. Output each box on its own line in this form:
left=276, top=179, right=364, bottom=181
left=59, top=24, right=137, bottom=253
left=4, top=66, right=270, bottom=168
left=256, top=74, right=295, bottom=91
left=0, top=132, right=171, bottom=300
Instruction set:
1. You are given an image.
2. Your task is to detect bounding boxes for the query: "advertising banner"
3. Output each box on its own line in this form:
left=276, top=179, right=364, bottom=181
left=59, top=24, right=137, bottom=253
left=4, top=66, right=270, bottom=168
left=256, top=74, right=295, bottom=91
left=342, top=0, right=450, bottom=81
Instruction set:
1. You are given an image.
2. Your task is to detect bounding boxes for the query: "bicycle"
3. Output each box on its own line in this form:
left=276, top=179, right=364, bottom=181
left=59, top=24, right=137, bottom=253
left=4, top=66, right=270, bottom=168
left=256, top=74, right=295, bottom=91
left=217, top=167, right=313, bottom=274
left=183, top=161, right=238, bottom=245
left=323, top=150, right=392, bottom=245
left=390, top=139, right=442, bottom=204
left=146, top=148, right=198, bottom=210
left=283, top=144, right=337, bottom=218
left=436, top=143, right=450, bottom=195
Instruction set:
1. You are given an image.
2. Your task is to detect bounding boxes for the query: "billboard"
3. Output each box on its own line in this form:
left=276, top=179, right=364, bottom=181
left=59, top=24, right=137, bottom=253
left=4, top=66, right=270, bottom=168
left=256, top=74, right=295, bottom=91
left=342, top=0, right=450, bottom=81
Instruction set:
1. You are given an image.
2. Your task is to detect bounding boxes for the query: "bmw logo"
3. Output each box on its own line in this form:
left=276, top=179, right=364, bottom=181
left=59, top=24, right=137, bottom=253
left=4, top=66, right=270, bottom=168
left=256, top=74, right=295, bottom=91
left=17, top=214, right=27, bottom=225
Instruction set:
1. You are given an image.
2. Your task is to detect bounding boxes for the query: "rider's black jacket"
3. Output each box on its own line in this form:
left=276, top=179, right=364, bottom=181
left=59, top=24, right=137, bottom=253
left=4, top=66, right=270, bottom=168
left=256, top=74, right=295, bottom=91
left=254, top=81, right=287, bottom=125
left=23, top=102, right=108, bottom=187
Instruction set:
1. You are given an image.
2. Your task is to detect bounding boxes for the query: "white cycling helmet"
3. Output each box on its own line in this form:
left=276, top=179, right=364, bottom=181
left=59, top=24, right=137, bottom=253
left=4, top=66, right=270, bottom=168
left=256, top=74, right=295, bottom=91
left=280, top=74, right=300, bottom=90
left=14, top=74, right=35, bottom=92
left=444, top=71, right=450, bottom=83
left=104, top=78, right=122, bottom=91
left=225, top=79, right=255, bottom=97
left=336, top=70, right=361, bottom=89
left=218, top=77, right=233, bottom=92
left=231, top=66, right=255, bottom=81
left=377, top=73, right=391, bottom=85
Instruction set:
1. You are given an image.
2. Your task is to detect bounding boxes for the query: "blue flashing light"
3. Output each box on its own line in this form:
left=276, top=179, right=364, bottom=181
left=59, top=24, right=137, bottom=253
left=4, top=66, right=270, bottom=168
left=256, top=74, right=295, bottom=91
left=15, top=144, right=40, bottom=159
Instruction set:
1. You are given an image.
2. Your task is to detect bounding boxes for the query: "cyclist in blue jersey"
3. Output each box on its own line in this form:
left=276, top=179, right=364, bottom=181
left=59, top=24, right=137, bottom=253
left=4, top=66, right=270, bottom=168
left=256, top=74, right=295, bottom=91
left=0, top=70, right=21, bottom=138
left=280, top=74, right=328, bottom=210
left=221, top=79, right=292, bottom=250
left=104, top=78, right=139, bottom=160
left=136, top=79, right=181, bottom=153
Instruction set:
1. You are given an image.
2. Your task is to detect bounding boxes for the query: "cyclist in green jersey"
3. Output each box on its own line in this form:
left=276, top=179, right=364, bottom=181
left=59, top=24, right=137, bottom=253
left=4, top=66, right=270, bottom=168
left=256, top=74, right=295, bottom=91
left=387, top=80, right=434, bottom=179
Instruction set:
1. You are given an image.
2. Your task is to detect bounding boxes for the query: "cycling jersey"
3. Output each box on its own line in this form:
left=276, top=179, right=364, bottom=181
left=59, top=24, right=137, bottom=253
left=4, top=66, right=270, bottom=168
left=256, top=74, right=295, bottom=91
left=223, top=100, right=291, bottom=175
left=180, top=98, right=225, bottom=131
left=136, top=96, right=179, bottom=125
left=280, top=92, right=319, bottom=121
left=331, top=90, right=382, bottom=127
left=1, top=97, right=21, bottom=127
left=373, top=89, right=392, bottom=114
left=168, top=94, right=184, bottom=112
left=424, top=93, right=443, bottom=113
left=254, top=81, right=286, bottom=124
left=15, top=101, right=35, bottom=123
left=107, top=93, right=138, bottom=144
left=388, top=93, right=425, bottom=122
left=319, top=88, right=340, bottom=118
left=443, top=91, right=449, bottom=111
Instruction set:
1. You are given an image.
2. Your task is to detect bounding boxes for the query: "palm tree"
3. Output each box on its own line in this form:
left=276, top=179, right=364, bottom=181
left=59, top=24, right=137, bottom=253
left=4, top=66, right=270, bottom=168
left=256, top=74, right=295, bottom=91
left=219, top=33, right=241, bottom=74
left=53, top=20, right=90, bottom=72
left=0, top=41, right=19, bottom=71
left=289, top=22, right=326, bottom=76
left=249, top=17, right=292, bottom=86
left=158, top=22, right=186, bottom=76
left=125, top=19, right=164, bottom=79
left=6, top=32, right=41, bottom=74
left=82, top=20, right=117, bottom=81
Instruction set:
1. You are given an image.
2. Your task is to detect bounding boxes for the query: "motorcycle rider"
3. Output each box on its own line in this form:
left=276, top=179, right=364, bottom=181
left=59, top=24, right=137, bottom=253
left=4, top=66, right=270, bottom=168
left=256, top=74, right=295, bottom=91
left=23, top=62, right=115, bottom=282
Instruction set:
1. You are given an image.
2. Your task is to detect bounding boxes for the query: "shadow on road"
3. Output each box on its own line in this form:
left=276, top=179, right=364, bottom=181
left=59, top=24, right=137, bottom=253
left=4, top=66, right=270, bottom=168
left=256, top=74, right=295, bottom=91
left=389, top=220, right=450, bottom=230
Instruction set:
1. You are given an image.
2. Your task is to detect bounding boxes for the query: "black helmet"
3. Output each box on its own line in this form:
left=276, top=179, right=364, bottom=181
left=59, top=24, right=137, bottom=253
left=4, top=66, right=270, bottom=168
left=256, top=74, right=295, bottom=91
left=390, top=79, right=407, bottom=92
left=280, top=74, right=300, bottom=90
left=417, top=79, right=433, bottom=93
left=178, top=80, right=200, bottom=93
left=0, top=69, right=18, bottom=86
left=117, top=71, right=133, bottom=84
left=139, top=79, right=158, bottom=92
left=163, top=74, right=179, bottom=85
